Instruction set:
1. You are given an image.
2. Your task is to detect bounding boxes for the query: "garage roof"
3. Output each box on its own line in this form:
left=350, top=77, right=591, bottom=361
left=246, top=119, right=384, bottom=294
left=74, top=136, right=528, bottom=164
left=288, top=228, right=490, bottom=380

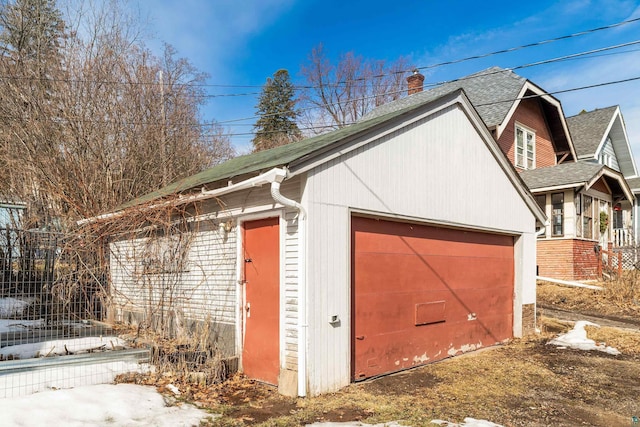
left=119, top=102, right=419, bottom=209
left=109, top=89, right=545, bottom=224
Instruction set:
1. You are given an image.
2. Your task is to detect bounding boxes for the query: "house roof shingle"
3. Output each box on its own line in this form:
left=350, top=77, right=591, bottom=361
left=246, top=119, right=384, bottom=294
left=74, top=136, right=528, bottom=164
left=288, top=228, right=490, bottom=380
left=566, top=106, right=618, bottom=158
left=625, top=176, right=640, bottom=191
left=362, top=66, right=527, bottom=127
left=519, top=162, right=604, bottom=190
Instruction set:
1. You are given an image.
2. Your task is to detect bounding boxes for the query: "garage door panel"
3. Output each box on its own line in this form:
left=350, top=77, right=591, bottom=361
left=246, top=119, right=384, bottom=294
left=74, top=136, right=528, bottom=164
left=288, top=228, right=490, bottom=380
left=355, top=234, right=512, bottom=258
left=352, top=216, right=514, bottom=380
left=354, top=254, right=512, bottom=294
left=353, top=315, right=512, bottom=379
left=354, top=287, right=512, bottom=337
left=353, top=218, right=513, bottom=258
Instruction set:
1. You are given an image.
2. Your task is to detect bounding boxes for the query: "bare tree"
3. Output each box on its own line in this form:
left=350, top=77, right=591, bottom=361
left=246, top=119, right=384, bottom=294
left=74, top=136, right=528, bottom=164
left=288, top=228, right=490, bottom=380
left=299, top=44, right=412, bottom=134
left=0, top=0, right=234, bottom=229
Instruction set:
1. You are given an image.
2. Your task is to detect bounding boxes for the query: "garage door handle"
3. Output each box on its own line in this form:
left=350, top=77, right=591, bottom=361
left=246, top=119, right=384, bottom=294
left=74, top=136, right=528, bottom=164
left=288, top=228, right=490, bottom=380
left=356, top=335, right=365, bottom=340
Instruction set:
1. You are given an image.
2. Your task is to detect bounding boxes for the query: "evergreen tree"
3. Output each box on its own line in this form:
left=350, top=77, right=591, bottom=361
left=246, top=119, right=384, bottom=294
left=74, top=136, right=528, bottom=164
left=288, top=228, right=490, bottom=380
left=252, top=69, right=302, bottom=152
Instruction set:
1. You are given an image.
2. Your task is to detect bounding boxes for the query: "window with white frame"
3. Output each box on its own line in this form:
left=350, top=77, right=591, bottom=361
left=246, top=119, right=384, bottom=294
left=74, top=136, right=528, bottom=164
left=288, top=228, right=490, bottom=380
left=551, top=192, right=564, bottom=236
left=515, top=125, right=535, bottom=169
left=582, top=195, right=593, bottom=239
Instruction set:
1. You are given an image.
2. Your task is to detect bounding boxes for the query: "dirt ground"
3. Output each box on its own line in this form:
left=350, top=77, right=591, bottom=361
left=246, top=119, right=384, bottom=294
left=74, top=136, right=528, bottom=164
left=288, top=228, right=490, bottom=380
left=191, top=328, right=640, bottom=426
left=128, top=281, right=640, bottom=426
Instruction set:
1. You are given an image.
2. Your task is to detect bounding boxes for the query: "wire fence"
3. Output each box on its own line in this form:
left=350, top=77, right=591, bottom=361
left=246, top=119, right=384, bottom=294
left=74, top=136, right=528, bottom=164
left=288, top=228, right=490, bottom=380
left=0, top=227, right=147, bottom=397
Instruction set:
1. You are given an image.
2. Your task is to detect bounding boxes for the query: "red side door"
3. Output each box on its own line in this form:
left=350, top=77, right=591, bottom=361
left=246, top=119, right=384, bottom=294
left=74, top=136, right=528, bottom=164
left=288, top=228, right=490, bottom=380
left=242, top=217, right=280, bottom=384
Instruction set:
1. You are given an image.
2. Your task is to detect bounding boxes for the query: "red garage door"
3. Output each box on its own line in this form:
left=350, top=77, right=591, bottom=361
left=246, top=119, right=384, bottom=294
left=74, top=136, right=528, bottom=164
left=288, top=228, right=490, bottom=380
left=352, top=216, right=514, bottom=380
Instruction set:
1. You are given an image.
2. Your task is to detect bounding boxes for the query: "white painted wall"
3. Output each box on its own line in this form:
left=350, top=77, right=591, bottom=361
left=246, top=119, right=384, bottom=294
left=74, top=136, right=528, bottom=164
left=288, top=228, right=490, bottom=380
left=109, top=224, right=237, bottom=325
left=301, top=103, right=538, bottom=395
left=109, top=177, right=301, bottom=367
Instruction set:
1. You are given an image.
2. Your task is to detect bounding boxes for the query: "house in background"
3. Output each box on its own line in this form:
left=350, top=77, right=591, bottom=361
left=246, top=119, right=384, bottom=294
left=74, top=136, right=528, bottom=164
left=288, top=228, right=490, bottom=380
left=567, top=106, right=640, bottom=248
left=372, top=67, right=634, bottom=281
left=102, top=89, right=544, bottom=396
left=0, top=200, right=25, bottom=229
left=519, top=162, right=632, bottom=279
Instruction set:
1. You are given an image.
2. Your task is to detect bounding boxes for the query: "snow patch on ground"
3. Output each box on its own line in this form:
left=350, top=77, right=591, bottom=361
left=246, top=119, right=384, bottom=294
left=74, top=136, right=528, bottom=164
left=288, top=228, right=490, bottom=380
left=0, top=336, right=127, bottom=359
left=0, top=383, right=216, bottom=426
left=0, top=359, right=150, bottom=398
left=306, top=423, right=409, bottom=426
left=0, top=297, right=33, bottom=318
left=431, top=418, right=504, bottom=426
left=0, top=335, right=141, bottom=397
left=547, top=320, right=621, bottom=355
left=0, top=318, right=46, bottom=333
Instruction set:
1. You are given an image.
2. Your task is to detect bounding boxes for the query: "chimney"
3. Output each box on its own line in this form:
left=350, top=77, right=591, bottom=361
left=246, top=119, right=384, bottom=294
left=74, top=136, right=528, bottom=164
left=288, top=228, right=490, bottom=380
left=406, top=69, right=424, bottom=95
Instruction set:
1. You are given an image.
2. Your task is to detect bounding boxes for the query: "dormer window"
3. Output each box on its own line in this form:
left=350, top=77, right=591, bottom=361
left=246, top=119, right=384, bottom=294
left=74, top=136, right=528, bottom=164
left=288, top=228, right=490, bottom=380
left=515, top=124, right=535, bottom=169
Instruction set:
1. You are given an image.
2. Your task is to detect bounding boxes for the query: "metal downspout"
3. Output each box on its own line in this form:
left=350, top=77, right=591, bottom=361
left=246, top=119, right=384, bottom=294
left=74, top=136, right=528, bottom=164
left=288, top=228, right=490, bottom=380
left=270, top=168, right=308, bottom=397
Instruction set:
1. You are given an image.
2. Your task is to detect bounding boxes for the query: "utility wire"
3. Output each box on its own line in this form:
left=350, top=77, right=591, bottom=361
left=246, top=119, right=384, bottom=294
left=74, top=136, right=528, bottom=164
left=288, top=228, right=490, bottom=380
left=214, top=75, right=640, bottom=137
left=216, top=41, right=640, bottom=125
left=2, top=71, right=639, bottom=132
left=413, top=16, right=640, bottom=73
left=1, top=38, right=639, bottom=130
left=0, top=16, right=638, bottom=92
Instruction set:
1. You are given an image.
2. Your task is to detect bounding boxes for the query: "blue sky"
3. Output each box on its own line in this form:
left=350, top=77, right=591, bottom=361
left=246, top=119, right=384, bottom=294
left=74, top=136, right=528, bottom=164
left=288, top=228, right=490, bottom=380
left=134, top=0, right=640, bottom=163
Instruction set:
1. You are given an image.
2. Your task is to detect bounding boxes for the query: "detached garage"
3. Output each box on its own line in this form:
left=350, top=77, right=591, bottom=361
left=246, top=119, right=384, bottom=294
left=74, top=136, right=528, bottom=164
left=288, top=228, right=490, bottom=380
left=103, top=89, right=545, bottom=397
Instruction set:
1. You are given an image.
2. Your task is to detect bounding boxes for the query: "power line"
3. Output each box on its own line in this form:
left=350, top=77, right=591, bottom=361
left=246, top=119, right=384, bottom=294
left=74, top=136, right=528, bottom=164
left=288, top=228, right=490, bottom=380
left=0, top=16, right=638, bottom=93
left=1, top=70, right=639, bottom=134
left=213, top=75, right=640, bottom=137
left=413, top=16, right=640, bottom=73
left=216, top=42, right=640, bottom=125
left=1, top=38, right=639, bottom=131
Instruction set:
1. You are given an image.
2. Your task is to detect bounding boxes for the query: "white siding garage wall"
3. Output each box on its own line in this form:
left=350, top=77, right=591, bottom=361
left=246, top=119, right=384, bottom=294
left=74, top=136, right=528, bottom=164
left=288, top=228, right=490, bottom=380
left=301, top=101, right=538, bottom=395
left=109, top=176, right=302, bottom=366
left=109, top=223, right=238, bottom=353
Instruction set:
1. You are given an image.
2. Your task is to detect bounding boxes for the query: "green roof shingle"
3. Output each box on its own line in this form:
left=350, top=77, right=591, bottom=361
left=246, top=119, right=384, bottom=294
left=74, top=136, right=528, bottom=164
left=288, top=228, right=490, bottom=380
left=119, top=91, right=460, bottom=209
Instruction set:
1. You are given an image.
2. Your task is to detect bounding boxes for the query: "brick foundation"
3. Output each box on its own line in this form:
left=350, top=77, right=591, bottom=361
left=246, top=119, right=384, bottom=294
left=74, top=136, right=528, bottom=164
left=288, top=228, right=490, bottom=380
left=536, top=239, right=600, bottom=281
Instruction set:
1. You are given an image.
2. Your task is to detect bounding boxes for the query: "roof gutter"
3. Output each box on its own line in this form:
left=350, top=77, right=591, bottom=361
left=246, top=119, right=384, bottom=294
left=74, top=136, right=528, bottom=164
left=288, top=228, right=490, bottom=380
left=269, top=168, right=308, bottom=397
left=78, top=168, right=287, bottom=226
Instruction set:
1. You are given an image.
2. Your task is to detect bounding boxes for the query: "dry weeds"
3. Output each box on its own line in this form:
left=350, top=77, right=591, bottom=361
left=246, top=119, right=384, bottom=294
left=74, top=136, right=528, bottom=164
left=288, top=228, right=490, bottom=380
left=114, top=276, right=640, bottom=426
left=537, top=272, right=640, bottom=319
left=119, top=319, right=640, bottom=427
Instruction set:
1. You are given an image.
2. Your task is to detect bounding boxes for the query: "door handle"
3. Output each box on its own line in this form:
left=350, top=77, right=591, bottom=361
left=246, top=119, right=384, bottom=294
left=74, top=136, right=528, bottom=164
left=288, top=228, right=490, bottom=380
left=356, top=335, right=365, bottom=340
left=244, top=258, right=252, bottom=263
left=246, top=302, right=250, bottom=317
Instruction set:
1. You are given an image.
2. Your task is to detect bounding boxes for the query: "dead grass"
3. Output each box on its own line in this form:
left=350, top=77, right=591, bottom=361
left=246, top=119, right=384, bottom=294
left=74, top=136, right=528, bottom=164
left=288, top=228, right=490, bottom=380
left=146, top=322, right=640, bottom=426
left=537, top=271, right=640, bottom=318
left=114, top=278, right=640, bottom=426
